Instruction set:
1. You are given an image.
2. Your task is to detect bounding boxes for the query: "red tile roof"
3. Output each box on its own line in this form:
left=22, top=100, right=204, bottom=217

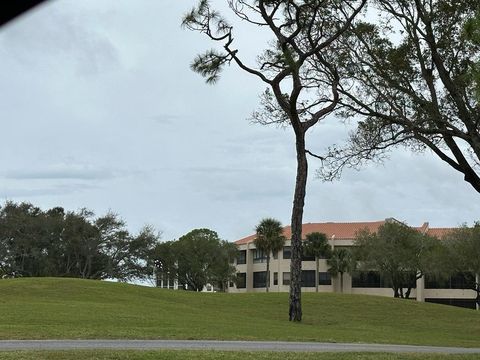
left=425, top=228, right=454, bottom=238
left=234, top=219, right=455, bottom=245
left=235, top=220, right=387, bottom=245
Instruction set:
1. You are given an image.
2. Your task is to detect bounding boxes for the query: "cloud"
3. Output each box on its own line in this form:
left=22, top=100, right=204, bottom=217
left=4, top=164, right=115, bottom=181
left=0, top=183, right=99, bottom=199
left=0, top=1, right=120, bottom=76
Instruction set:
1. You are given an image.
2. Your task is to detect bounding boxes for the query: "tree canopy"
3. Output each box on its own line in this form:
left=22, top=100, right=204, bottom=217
left=304, top=232, right=331, bottom=292
left=0, top=201, right=159, bottom=281
left=155, top=228, right=237, bottom=292
left=254, top=218, right=286, bottom=292
left=327, top=247, right=353, bottom=293
left=320, top=0, right=480, bottom=195
left=353, top=221, right=439, bottom=298
left=442, top=222, right=480, bottom=307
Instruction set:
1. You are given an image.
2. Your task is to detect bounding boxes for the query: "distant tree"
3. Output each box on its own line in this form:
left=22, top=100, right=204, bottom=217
left=443, top=223, right=480, bottom=309
left=320, top=1, right=480, bottom=195
left=210, top=240, right=238, bottom=291
left=183, top=0, right=366, bottom=321
left=353, top=222, right=439, bottom=299
left=327, top=248, right=353, bottom=293
left=254, top=218, right=286, bottom=292
left=151, top=240, right=178, bottom=288
left=304, top=232, right=331, bottom=292
left=0, top=201, right=159, bottom=281
left=175, top=228, right=235, bottom=291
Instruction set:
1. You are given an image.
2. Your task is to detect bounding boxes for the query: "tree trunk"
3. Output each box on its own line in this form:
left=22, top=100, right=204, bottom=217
left=266, top=255, right=270, bottom=293
left=289, top=132, right=307, bottom=322
left=315, top=257, right=319, bottom=293
left=340, top=271, right=344, bottom=293
left=393, top=287, right=400, bottom=298
left=405, top=287, right=412, bottom=299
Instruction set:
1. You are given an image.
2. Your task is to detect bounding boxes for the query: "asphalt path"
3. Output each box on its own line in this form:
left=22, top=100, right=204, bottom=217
left=0, top=340, right=480, bottom=353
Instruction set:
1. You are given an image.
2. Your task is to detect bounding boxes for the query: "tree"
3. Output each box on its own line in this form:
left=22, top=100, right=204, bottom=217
left=254, top=218, right=286, bottom=292
left=464, top=10, right=480, bottom=99
left=210, top=240, right=238, bottom=291
left=443, top=223, right=480, bottom=309
left=320, top=1, right=480, bottom=195
left=304, top=232, right=331, bottom=292
left=183, top=0, right=366, bottom=321
left=151, top=240, right=178, bottom=288
left=327, top=248, right=353, bottom=293
left=353, top=221, right=439, bottom=299
left=0, top=201, right=159, bottom=281
left=175, top=228, right=235, bottom=291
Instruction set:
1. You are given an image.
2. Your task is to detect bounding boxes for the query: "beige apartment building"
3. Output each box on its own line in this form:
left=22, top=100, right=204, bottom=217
left=228, top=219, right=479, bottom=309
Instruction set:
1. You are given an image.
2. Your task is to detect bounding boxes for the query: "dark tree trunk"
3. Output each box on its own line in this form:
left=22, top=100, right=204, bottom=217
left=393, top=287, right=400, bottom=298
left=405, top=287, right=412, bottom=299
left=289, top=132, right=307, bottom=322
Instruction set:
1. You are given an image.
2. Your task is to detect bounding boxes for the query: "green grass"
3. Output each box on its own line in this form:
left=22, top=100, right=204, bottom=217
left=0, top=278, right=479, bottom=347
left=0, top=352, right=479, bottom=360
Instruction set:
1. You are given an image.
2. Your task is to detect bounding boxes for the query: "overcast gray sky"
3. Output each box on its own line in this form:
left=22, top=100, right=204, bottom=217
left=1, top=0, right=479, bottom=242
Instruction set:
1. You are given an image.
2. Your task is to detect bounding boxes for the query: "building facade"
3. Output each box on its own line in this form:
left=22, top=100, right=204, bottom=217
left=228, top=219, right=479, bottom=309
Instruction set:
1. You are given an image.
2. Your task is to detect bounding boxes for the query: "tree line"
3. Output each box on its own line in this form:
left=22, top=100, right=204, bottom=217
left=0, top=202, right=237, bottom=291
left=0, top=201, right=159, bottom=280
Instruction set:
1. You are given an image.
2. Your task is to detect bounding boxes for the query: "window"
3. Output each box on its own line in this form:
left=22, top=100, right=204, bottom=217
left=425, top=272, right=475, bottom=289
left=236, top=250, right=246, bottom=265
left=273, top=272, right=278, bottom=285
left=283, top=246, right=291, bottom=259
left=301, top=270, right=315, bottom=287
left=352, top=271, right=385, bottom=288
left=352, top=271, right=414, bottom=288
left=301, top=253, right=315, bottom=261
left=236, top=273, right=246, bottom=288
left=252, top=249, right=266, bottom=263
left=319, top=272, right=331, bottom=285
left=282, top=272, right=291, bottom=285
left=253, top=271, right=267, bottom=288
left=273, top=251, right=278, bottom=260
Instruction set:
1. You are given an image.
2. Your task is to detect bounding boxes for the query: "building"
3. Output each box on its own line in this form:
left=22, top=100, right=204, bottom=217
left=228, top=218, right=479, bottom=309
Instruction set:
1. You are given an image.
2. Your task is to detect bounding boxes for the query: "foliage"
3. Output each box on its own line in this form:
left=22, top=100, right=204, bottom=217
left=183, top=0, right=367, bottom=322
left=0, top=278, right=479, bottom=347
left=304, top=232, right=331, bottom=292
left=319, top=0, right=480, bottom=195
left=442, top=222, right=480, bottom=307
left=304, top=232, right=331, bottom=259
left=0, top=201, right=159, bottom=281
left=168, top=228, right=236, bottom=291
left=353, top=221, right=439, bottom=298
left=464, top=10, right=480, bottom=98
left=327, top=248, right=353, bottom=293
left=254, top=218, right=286, bottom=292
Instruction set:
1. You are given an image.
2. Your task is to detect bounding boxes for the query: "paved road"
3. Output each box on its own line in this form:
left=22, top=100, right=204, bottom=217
left=0, top=340, right=479, bottom=353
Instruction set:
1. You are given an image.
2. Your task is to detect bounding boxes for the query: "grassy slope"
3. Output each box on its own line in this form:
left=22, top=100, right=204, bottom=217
left=0, top=278, right=478, bottom=347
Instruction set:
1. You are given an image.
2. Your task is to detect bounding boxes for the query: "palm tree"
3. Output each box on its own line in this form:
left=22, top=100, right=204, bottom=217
left=254, top=218, right=286, bottom=292
left=327, top=248, right=353, bottom=293
left=304, top=232, right=332, bottom=292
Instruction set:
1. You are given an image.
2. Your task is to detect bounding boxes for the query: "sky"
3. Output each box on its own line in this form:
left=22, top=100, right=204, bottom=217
left=0, top=0, right=479, bottom=243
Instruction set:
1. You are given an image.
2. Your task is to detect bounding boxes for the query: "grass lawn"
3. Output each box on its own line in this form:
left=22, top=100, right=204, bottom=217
left=0, top=351, right=479, bottom=360
left=0, top=278, right=478, bottom=347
